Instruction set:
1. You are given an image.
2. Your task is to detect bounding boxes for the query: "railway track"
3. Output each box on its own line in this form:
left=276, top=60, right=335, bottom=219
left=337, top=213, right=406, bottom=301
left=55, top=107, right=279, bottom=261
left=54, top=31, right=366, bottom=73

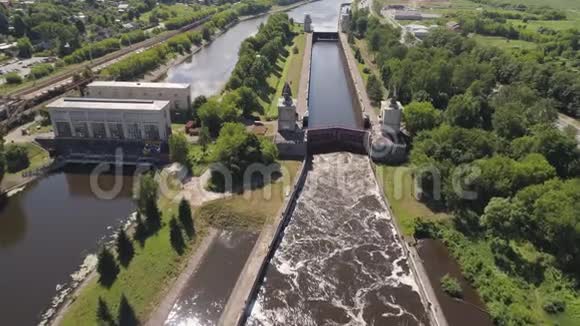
left=5, top=16, right=212, bottom=100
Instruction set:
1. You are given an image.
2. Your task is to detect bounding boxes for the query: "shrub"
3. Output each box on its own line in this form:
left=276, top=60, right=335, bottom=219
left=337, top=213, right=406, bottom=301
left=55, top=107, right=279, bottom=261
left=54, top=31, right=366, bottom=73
left=5, top=72, right=23, bottom=84
left=29, top=63, right=54, bottom=80
left=5, top=145, right=29, bottom=173
left=441, top=274, right=463, bottom=298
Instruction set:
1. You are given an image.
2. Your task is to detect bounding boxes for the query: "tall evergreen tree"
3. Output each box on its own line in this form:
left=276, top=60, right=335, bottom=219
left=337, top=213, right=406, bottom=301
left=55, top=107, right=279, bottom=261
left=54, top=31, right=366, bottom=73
left=178, top=198, right=195, bottom=238
left=97, top=248, right=119, bottom=287
left=169, top=217, right=185, bottom=255
left=133, top=212, right=147, bottom=246
left=118, top=294, right=138, bottom=326
left=96, top=297, right=114, bottom=325
left=145, top=198, right=161, bottom=232
left=116, top=228, right=134, bottom=267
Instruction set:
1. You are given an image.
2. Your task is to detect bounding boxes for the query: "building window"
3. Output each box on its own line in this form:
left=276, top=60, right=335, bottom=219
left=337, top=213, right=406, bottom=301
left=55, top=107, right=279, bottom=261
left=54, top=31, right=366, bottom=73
left=108, top=123, right=124, bottom=139
left=144, top=124, right=160, bottom=140
left=56, top=122, right=72, bottom=137
left=72, top=122, right=89, bottom=138
left=91, top=122, right=107, bottom=139
left=126, top=123, right=141, bottom=140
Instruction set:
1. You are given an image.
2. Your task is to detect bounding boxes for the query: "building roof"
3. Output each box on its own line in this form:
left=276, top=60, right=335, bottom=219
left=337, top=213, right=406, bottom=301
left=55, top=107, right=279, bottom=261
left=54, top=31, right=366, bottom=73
left=87, top=81, right=190, bottom=89
left=47, top=97, right=170, bottom=111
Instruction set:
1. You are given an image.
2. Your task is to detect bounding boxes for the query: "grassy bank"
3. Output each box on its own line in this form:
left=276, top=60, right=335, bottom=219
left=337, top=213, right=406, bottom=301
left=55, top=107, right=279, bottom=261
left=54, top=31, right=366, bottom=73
left=59, top=160, right=299, bottom=325
left=59, top=173, right=209, bottom=326
left=263, top=28, right=306, bottom=119
left=197, top=160, right=301, bottom=229
left=376, top=165, right=449, bottom=236
left=2, top=143, right=51, bottom=189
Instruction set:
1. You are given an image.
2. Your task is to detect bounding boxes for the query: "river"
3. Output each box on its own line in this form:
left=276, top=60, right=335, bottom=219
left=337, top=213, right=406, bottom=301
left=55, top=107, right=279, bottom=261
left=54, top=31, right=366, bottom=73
left=0, top=166, right=136, bottom=326
left=163, top=0, right=349, bottom=98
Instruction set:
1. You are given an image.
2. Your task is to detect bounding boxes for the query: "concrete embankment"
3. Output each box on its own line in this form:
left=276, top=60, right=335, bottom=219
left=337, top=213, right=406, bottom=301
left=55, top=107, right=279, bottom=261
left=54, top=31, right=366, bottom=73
left=371, top=163, right=449, bottom=326
left=218, top=159, right=309, bottom=325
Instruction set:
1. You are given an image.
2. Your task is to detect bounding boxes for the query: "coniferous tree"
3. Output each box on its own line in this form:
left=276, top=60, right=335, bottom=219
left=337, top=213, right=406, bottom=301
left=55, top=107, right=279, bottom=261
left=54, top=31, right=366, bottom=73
left=133, top=212, right=147, bottom=246
left=118, top=294, right=138, bottom=326
left=169, top=217, right=185, bottom=255
left=116, top=228, right=134, bottom=267
left=178, top=198, right=195, bottom=238
left=145, top=198, right=161, bottom=232
left=96, top=297, right=114, bottom=325
left=97, top=248, right=119, bottom=287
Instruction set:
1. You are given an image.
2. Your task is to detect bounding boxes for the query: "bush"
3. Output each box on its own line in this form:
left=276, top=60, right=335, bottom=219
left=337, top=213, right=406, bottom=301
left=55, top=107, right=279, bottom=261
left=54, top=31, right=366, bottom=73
left=5, top=145, right=29, bottom=173
left=363, top=67, right=371, bottom=74
left=543, top=297, right=566, bottom=314
left=96, top=248, right=119, bottom=287
left=29, top=63, right=55, bottom=80
left=440, top=274, right=463, bottom=298
left=4, top=72, right=23, bottom=84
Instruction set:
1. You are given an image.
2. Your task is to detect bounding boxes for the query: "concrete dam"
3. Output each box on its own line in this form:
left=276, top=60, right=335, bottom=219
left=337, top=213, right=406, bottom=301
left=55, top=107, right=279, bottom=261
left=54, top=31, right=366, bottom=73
left=243, top=27, right=432, bottom=325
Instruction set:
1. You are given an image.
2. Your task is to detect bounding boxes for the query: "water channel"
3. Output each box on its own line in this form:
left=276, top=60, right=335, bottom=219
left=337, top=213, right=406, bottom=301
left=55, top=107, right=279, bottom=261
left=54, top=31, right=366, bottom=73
left=163, top=0, right=349, bottom=98
left=0, top=166, right=136, bottom=326
left=247, top=153, right=430, bottom=325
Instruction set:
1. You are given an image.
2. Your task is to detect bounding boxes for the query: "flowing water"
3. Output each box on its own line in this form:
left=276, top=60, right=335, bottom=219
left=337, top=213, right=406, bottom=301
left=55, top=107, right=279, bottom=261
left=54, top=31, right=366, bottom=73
left=247, top=153, right=430, bottom=325
left=162, top=0, right=349, bottom=98
left=0, top=166, right=136, bottom=326
left=165, top=230, right=258, bottom=326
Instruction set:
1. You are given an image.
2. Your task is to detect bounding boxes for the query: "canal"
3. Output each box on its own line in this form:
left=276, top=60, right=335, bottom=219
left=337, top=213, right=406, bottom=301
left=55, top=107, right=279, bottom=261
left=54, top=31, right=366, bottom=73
left=247, top=153, right=430, bottom=325
left=307, top=41, right=358, bottom=129
left=0, top=166, right=136, bottom=326
left=163, top=0, right=349, bottom=98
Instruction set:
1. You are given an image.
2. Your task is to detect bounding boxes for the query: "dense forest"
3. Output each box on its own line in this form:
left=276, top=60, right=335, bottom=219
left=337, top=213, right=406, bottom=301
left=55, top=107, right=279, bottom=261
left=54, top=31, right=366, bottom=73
left=351, top=9, right=580, bottom=326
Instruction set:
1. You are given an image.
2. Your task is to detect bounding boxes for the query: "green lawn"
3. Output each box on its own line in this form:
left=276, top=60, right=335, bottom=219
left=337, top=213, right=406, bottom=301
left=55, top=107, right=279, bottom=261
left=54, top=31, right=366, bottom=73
left=472, top=35, right=537, bottom=50
left=264, top=29, right=306, bottom=119
left=197, top=160, right=301, bottom=228
left=60, top=172, right=209, bottom=326
left=2, top=142, right=52, bottom=189
left=376, top=165, right=449, bottom=236
left=59, top=159, right=300, bottom=325
left=507, top=18, right=580, bottom=32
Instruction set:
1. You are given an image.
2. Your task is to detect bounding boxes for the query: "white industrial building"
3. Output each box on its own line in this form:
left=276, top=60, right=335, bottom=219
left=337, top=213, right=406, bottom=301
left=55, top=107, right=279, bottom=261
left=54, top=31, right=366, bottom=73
left=85, top=81, right=191, bottom=113
left=47, top=97, right=172, bottom=141
left=381, top=99, right=404, bottom=135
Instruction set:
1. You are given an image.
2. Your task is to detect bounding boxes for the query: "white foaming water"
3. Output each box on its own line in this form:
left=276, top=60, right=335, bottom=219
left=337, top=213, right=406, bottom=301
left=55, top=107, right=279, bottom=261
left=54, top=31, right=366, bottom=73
left=247, top=153, right=430, bottom=325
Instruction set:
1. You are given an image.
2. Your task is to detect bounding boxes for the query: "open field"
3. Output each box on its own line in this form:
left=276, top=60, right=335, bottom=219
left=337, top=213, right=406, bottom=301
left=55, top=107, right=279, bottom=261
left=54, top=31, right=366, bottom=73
left=472, top=35, right=538, bottom=50
left=264, top=28, right=306, bottom=119
left=376, top=165, right=450, bottom=236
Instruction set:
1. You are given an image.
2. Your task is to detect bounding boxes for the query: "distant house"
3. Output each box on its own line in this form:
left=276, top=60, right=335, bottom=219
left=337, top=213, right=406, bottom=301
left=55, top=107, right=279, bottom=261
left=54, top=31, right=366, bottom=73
left=385, top=4, right=405, bottom=10
left=118, top=3, right=129, bottom=12
left=405, top=24, right=432, bottom=39
left=122, top=22, right=137, bottom=31
left=0, top=42, right=17, bottom=56
left=446, top=21, right=460, bottom=31
left=389, top=10, right=423, bottom=21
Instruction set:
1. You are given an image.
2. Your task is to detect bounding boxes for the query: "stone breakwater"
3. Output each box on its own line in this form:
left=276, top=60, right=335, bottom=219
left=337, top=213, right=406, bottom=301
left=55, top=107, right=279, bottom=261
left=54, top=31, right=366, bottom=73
left=247, top=152, right=430, bottom=325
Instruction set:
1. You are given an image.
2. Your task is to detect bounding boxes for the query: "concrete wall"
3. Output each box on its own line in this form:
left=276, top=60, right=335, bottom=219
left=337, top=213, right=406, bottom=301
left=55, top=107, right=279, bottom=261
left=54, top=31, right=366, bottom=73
left=237, top=158, right=310, bottom=325
left=306, top=127, right=369, bottom=155
left=86, top=83, right=191, bottom=113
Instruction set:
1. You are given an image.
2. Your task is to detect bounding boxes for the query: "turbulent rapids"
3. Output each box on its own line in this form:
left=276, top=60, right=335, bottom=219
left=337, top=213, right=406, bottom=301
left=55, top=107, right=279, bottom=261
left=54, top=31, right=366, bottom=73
left=247, top=153, right=430, bottom=325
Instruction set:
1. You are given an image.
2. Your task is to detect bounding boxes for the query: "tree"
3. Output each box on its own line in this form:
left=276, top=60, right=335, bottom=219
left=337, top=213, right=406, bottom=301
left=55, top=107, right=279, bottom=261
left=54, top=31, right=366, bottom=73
left=444, top=94, right=485, bottom=129
left=116, top=228, right=134, bottom=267
left=145, top=198, right=161, bottom=232
left=0, top=137, right=5, bottom=188
left=118, top=294, right=138, bottom=326
left=17, top=37, right=33, bottom=58
left=440, top=274, right=463, bottom=298
left=169, top=217, right=185, bottom=254
left=199, top=126, right=210, bottom=152
left=234, top=87, right=261, bottom=117
left=133, top=212, right=147, bottom=246
left=202, top=26, right=212, bottom=42
left=169, top=133, right=189, bottom=167
left=13, top=14, right=28, bottom=37
left=4, top=72, right=23, bottom=84
left=0, top=7, right=8, bottom=34
left=403, top=101, right=442, bottom=136
left=96, top=297, right=114, bottom=326
left=178, top=198, right=195, bottom=238
left=97, top=248, right=119, bottom=287
left=137, top=173, right=157, bottom=213
left=5, top=144, right=29, bottom=173
left=366, top=75, right=383, bottom=106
